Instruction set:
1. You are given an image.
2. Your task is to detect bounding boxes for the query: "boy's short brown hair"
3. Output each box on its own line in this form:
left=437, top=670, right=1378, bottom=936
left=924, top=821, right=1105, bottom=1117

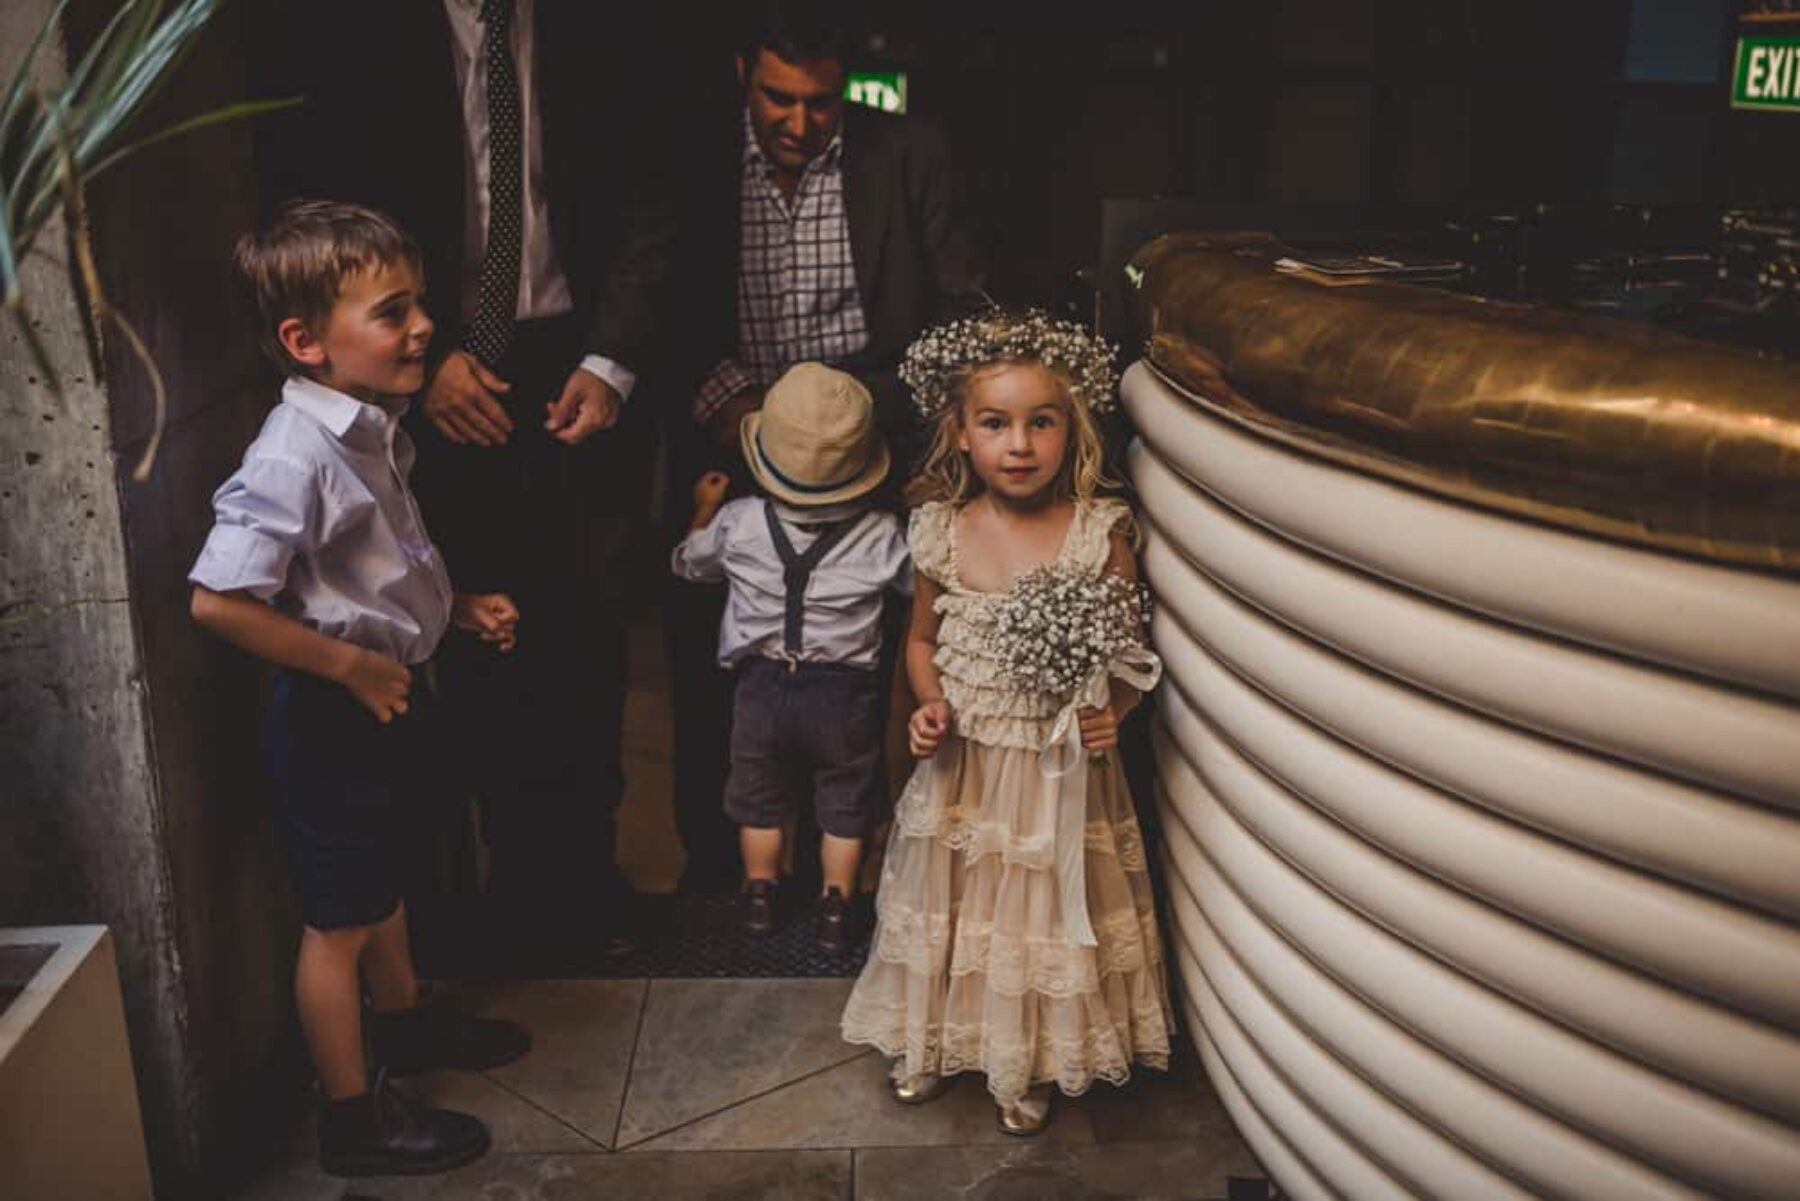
left=234, top=199, right=424, bottom=374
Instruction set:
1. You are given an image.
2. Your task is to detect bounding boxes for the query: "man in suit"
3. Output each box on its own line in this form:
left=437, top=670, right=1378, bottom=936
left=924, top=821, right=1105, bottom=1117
left=256, top=0, right=671, bottom=956
left=664, top=1, right=986, bottom=897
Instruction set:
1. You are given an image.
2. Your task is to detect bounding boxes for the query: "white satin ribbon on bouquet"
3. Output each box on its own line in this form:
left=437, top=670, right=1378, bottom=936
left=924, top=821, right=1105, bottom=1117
left=1038, top=645, right=1163, bottom=947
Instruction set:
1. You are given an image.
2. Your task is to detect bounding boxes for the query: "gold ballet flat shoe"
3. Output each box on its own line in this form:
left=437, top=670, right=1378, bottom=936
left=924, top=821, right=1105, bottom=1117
left=996, top=1086, right=1054, bottom=1137
left=889, top=1069, right=952, bottom=1105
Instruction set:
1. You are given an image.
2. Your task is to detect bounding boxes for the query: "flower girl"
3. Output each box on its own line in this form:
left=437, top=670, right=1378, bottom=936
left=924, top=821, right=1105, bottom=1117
left=840, top=310, right=1171, bottom=1135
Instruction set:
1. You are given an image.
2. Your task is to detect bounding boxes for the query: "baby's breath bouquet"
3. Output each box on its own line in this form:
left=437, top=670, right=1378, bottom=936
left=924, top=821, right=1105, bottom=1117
left=992, top=565, right=1160, bottom=948
left=992, top=567, right=1151, bottom=707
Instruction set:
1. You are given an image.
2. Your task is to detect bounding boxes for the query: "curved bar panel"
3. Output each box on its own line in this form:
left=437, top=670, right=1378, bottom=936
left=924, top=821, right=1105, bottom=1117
left=1154, top=730, right=1800, bottom=1198
left=1152, top=610, right=1800, bottom=1049
left=1132, top=439, right=1800, bottom=808
left=1139, top=525, right=1800, bottom=920
left=1123, top=361, right=1800, bottom=700
left=1128, top=258, right=1800, bottom=1198
left=1176, top=944, right=1427, bottom=1199
left=1191, top=1024, right=1341, bottom=1201
left=1160, top=834, right=1705, bottom=1200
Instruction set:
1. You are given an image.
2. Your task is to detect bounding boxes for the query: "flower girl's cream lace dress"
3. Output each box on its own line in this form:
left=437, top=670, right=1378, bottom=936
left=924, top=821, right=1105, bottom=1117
left=841, top=497, right=1171, bottom=1105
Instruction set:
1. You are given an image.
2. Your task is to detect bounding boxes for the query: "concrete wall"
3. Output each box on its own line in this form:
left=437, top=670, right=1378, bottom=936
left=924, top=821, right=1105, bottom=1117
left=0, top=3, right=297, bottom=1195
left=72, top=0, right=305, bottom=1183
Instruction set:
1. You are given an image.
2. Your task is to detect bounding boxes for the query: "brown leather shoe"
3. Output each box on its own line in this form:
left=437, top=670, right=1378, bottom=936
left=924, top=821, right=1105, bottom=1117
left=817, top=886, right=851, bottom=955
left=743, top=878, right=777, bottom=938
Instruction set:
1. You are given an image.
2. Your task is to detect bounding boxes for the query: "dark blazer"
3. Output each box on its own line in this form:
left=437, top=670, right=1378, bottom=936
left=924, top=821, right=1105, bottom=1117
left=253, top=0, right=671, bottom=375
left=672, top=101, right=989, bottom=435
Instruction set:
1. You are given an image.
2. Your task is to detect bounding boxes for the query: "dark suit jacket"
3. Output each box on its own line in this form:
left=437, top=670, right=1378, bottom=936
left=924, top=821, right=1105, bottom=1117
left=253, top=0, right=671, bottom=376
left=671, top=101, right=989, bottom=436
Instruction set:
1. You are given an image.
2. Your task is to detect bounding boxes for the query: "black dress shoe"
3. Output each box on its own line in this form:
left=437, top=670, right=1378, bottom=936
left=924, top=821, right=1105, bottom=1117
left=318, top=1073, right=490, bottom=1177
left=371, top=1002, right=531, bottom=1075
left=743, top=878, right=777, bottom=937
left=597, top=889, right=650, bottom=958
left=817, top=887, right=851, bottom=956
left=598, top=923, right=644, bottom=959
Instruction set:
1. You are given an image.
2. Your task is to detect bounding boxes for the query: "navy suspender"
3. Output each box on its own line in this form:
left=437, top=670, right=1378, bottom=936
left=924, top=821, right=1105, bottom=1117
left=762, top=502, right=856, bottom=665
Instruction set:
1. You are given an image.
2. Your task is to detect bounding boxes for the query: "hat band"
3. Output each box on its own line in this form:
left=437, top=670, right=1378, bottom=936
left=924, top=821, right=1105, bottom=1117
left=755, top=430, right=869, bottom=495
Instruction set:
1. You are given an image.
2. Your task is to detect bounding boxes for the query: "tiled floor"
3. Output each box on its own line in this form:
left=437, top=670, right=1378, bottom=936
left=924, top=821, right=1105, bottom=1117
left=237, top=606, right=1270, bottom=1198
left=235, top=977, right=1266, bottom=1200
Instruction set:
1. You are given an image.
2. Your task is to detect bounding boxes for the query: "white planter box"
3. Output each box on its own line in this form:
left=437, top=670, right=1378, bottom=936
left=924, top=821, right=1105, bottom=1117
left=0, top=926, right=152, bottom=1201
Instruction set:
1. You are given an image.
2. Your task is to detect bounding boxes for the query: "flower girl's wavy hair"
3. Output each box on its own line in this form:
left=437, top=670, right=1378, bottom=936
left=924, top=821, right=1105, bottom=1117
left=903, top=307, right=1120, bottom=507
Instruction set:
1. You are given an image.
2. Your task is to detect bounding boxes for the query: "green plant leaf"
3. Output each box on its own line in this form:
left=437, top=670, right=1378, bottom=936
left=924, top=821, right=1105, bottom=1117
left=80, top=2, right=217, bottom=164
left=9, top=0, right=144, bottom=231
left=50, top=1, right=163, bottom=163
left=0, top=0, right=276, bottom=419
left=83, top=95, right=298, bottom=181
left=0, top=169, right=19, bottom=304
left=0, top=0, right=73, bottom=155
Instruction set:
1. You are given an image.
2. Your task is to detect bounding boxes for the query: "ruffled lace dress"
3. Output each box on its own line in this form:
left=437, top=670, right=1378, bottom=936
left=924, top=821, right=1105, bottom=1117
left=840, top=497, right=1172, bottom=1105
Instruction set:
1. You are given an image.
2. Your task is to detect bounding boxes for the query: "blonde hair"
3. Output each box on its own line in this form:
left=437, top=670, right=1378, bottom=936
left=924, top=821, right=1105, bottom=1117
left=906, top=358, right=1117, bottom=508
left=234, top=199, right=422, bottom=375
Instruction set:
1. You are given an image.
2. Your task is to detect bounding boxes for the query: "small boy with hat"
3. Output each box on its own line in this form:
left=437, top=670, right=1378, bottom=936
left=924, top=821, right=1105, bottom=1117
left=673, top=362, right=911, bottom=952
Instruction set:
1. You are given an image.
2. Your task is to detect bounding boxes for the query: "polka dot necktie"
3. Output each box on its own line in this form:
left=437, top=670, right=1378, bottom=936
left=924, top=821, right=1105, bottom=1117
left=463, top=0, right=522, bottom=369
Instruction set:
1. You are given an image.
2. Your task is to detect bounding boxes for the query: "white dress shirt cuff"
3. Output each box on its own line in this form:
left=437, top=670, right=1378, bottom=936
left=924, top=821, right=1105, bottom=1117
left=578, top=355, right=637, bottom=403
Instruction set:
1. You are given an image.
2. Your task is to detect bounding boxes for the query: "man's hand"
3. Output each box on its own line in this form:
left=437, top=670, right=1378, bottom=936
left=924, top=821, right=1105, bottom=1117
left=908, top=698, right=953, bottom=758
left=336, top=647, right=413, bottom=723
left=452, top=591, right=521, bottom=652
left=706, top=387, right=764, bottom=451
left=546, top=369, right=622, bottom=445
left=423, top=350, right=514, bottom=446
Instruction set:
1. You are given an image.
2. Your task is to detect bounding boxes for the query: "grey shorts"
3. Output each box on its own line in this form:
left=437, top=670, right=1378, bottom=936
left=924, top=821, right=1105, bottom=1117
left=724, top=658, right=884, bottom=839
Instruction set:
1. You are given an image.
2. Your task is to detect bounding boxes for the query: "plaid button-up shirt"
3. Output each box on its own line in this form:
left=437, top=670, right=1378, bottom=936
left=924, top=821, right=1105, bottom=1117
left=694, top=112, right=871, bottom=424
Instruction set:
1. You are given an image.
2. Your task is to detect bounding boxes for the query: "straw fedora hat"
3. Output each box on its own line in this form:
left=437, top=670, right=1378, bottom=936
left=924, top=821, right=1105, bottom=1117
left=741, top=363, right=890, bottom=507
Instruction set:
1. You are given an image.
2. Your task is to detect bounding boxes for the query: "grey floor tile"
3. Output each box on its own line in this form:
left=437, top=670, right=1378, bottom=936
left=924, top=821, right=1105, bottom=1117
left=853, top=1139, right=1265, bottom=1201
left=616, top=978, right=865, bottom=1147
left=1078, top=1043, right=1245, bottom=1148
left=230, top=1157, right=352, bottom=1201
left=443, top=979, right=648, bottom=1148
left=409, top=1071, right=601, bottom=1152
left=633, top=1051, right=1097, bottom=1153
left=350, top=1149, right=850, bottom=1200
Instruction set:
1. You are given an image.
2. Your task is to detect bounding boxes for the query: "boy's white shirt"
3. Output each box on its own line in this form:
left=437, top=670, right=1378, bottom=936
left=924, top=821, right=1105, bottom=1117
left=672, top=497, right=912, bottom=669
left=188, top=376, right=455, bottom=665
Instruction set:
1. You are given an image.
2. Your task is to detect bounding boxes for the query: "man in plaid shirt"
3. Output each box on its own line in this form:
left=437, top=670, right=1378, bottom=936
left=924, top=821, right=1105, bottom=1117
left=668, top=1, right=986, bottom=895
left=691, top=109, right=870, bottom=433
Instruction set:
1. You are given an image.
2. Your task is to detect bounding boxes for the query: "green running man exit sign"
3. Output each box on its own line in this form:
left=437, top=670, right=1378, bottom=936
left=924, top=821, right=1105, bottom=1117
left=845, top=71, right=907, bottom=114
left=1733, top=36, right=1800, bottom=111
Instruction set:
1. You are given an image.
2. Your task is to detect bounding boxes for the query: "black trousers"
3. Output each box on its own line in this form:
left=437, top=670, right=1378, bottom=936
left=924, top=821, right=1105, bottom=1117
left=663, top=427, right=750, bottom=892
left=410, top=315, right=637, bottom=912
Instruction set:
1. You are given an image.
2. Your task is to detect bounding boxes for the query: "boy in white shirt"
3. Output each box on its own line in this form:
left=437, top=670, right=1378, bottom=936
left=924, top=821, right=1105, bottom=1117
left=673, top=363, right=910, bottom=952
left=190, top=201, right=527, bottom=1176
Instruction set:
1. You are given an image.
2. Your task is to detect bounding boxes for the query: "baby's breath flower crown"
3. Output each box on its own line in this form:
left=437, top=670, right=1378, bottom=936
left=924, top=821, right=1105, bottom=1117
left=900, top=308, right=1120, bottom=421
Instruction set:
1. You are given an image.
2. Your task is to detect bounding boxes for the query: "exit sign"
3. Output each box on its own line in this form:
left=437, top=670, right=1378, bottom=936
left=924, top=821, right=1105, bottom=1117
left=1733, top=36, right=1800, bottom=111
left=845, top=71, right=907, bottom=114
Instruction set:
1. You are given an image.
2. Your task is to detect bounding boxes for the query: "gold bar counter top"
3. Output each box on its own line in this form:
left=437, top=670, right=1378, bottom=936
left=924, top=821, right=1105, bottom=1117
left=1128, top=233, right=1800, bottom=573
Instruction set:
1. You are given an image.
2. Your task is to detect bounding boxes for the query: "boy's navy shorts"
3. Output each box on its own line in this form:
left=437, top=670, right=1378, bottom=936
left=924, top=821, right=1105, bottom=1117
left=725, top=658, right=883, bottom=839
left=265, top=668, right=433, bottom=931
